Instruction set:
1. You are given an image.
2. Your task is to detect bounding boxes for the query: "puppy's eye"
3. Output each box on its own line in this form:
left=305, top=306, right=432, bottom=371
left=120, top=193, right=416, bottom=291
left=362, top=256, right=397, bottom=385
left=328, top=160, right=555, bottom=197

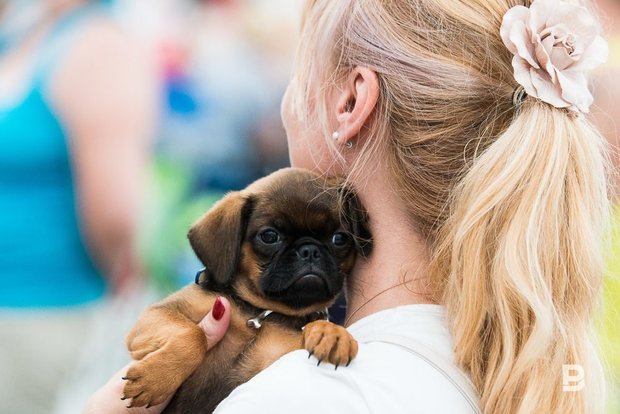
left=331, top=232, right=350, bottom=247
left=259, top=229, right=280, bottom=244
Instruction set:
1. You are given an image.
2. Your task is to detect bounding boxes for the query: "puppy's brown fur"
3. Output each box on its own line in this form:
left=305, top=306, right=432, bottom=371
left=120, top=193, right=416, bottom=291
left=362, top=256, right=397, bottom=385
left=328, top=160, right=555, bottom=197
left=122, top=168, right=369, bottom=413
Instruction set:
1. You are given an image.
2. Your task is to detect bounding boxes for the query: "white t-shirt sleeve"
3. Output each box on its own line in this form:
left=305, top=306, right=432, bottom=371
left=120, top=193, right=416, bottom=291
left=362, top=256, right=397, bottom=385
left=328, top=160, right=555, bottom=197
left=213, top=349, right=369, bottom=414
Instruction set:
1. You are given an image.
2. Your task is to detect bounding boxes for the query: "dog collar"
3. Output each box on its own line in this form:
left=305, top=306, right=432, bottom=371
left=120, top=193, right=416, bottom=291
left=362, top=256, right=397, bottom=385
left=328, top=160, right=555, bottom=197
left=195, top=268, right=207, bottom=284
left=194, top=268, right=329, bottom=331
left=246, top=308, right=329, bottom=331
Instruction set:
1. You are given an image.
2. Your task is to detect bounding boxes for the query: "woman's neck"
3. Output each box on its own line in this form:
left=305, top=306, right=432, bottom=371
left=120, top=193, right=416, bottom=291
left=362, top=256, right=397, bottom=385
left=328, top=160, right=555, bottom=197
left=344, top=161, right=436, bottom=327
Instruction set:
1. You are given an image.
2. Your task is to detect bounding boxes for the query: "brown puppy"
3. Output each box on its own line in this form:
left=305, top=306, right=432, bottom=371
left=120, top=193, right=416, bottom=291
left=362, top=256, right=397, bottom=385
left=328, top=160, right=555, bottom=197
left=122, top=168, right=371, bottom=413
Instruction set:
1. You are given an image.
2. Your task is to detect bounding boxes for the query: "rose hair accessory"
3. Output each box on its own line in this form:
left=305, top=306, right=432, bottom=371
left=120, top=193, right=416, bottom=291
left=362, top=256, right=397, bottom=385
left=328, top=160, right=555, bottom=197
left=500, top=0, right=608, bottom=113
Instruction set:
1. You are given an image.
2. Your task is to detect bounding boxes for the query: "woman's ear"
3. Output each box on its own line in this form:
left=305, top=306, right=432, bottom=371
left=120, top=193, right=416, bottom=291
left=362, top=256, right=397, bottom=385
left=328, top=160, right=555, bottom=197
left=332, top=67, right=379, bottom=145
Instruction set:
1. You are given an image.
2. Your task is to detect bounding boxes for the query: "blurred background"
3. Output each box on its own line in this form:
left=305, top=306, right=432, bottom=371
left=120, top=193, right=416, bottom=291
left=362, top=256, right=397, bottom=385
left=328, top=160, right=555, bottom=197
left=0, top=0, right=617, bottom=413
left=117, top=0, right=301, bottom=291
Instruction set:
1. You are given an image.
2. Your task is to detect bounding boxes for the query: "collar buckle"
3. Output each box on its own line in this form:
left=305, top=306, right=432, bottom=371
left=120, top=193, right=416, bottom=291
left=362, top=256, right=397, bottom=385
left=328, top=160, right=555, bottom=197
left=246, top=310, right=274, bottom=330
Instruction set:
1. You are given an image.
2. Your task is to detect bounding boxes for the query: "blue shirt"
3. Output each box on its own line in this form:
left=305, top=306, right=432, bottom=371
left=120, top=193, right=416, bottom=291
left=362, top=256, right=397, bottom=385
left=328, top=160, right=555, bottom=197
left=0, top=6, right=107, bottom=308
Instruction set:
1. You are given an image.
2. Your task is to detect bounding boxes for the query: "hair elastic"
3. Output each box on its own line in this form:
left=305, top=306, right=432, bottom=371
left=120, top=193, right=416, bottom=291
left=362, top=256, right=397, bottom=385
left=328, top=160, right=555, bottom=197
left=512, top=85, right=528, bottom=108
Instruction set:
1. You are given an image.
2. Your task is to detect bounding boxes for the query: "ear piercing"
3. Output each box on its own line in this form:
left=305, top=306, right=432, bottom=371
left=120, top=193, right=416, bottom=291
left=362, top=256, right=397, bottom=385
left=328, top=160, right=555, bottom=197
left=332, top=131, right=353, bottom=149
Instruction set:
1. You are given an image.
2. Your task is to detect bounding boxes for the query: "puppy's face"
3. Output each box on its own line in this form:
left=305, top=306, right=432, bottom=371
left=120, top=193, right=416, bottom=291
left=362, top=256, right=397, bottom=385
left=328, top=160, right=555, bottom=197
left=242, top=186, right=354, bottom=311
left=188, top=168, right=368, bottom=316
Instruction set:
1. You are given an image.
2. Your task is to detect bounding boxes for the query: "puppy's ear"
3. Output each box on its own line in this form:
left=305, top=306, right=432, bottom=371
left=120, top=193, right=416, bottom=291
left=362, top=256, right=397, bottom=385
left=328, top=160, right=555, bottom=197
left=339, top=187, right=373, bottom=257
left=188, top=192, right=254, bottom=287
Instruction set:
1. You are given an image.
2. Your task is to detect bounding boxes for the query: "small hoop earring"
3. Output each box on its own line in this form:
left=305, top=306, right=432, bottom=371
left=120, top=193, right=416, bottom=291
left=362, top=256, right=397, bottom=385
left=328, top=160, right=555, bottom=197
left=331, top=131, right=340, bottom=141
left=346, top=141, right=353, bottom=149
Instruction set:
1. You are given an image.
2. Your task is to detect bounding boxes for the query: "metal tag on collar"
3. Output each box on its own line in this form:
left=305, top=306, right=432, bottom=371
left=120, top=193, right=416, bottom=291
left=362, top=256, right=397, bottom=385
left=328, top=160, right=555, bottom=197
left=195, top=268, right=206, bottom=285
left=247, top=310, right=273, bottom=330
left=317, top=309, right=329, bottom=321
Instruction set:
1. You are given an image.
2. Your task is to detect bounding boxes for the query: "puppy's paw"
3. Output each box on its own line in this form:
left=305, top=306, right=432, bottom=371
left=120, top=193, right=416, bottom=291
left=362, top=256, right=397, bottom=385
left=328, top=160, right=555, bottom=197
left=122, top=352, right=183, bottom=408
left=302, top=320, right=358, bottom=368
left=122, top=325, right=209, bottom=408
left=126, top=329, right=166, bottom=361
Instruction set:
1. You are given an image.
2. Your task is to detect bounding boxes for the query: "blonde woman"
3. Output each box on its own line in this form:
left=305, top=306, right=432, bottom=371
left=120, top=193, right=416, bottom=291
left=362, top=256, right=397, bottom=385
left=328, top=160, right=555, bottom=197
left=86, top=0, right=611, bottom=413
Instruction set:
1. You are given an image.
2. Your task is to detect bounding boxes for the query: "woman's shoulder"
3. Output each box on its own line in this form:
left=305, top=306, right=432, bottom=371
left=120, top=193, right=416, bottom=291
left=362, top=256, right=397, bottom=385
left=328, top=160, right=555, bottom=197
left=214, top=331, right=478, bottom=413
left=213, top=349, right=369, bottom=414
left=49, top=6, right=155, bottom=139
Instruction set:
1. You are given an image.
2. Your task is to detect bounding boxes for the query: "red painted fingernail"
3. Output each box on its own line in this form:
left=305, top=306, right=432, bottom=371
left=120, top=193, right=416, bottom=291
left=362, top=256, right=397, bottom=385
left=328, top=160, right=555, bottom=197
left=212, top=297, right=225, bottom=321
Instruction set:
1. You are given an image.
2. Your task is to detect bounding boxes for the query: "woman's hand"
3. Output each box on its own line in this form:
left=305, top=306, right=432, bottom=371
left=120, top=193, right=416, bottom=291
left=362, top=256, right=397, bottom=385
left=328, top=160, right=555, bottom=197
left=83, top=297, right=232, bottom=414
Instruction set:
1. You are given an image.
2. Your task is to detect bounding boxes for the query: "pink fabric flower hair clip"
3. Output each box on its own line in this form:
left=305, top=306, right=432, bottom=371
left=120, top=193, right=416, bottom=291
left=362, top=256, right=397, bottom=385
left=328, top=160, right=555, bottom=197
left=500, top=0, right=608, bottom=113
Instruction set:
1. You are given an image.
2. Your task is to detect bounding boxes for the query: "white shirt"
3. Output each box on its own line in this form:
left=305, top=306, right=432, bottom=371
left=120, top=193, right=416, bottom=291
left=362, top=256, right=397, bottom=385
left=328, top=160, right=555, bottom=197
left=214, top=304, right=480, bottom=413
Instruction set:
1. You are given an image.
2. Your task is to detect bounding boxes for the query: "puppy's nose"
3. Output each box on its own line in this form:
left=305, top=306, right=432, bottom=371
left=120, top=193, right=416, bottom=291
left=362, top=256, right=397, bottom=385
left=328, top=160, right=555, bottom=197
left=298, top=244, right=321, bottom=262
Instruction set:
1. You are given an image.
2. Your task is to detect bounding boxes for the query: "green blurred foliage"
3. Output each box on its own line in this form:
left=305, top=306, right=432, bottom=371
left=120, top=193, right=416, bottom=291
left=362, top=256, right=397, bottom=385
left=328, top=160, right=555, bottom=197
left=138, top=159, right=224, bottom=294
left=598, top=204, right=620, bottom=413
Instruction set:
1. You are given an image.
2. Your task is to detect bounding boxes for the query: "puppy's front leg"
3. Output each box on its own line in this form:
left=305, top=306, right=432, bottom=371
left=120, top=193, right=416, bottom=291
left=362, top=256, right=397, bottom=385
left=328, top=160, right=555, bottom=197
left=123, top=285, right=215, bottom=408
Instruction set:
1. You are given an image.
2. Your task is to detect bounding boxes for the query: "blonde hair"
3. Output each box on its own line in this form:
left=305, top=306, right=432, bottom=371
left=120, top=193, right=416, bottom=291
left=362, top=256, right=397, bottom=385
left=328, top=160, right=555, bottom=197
left=292, top=0, right=612, bottom=413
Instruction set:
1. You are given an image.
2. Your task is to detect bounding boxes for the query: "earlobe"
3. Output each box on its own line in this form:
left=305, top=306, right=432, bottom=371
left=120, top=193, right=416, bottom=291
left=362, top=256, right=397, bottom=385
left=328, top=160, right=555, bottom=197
left=333, top=67, right=380, bottom=144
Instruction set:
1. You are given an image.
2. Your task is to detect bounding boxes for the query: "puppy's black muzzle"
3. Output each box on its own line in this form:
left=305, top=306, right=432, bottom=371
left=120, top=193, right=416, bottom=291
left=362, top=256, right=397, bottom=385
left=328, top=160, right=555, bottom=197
left=260, top=238, right=344, bottom=309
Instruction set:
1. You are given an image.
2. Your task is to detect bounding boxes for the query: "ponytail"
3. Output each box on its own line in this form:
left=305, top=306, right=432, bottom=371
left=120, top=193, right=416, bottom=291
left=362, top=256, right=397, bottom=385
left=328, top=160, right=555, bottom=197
left=429, top=100, right=611, bottom=413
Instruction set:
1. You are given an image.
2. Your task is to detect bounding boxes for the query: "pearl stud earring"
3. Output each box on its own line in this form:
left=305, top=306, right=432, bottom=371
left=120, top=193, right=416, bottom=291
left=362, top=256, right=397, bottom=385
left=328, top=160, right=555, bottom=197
left=331, top=131, right=340, bottom=141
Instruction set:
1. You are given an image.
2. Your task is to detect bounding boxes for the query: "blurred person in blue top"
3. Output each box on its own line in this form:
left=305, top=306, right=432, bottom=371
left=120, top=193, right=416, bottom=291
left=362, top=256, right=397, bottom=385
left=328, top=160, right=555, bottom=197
left=0, top=0, right=156, bottom=412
